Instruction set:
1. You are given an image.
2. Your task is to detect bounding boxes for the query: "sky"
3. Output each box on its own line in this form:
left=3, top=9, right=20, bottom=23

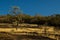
left=0, top=0, right=60, bottom=16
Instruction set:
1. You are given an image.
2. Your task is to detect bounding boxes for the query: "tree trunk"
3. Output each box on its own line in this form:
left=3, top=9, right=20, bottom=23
left=16, top=21, right=19, bottom=30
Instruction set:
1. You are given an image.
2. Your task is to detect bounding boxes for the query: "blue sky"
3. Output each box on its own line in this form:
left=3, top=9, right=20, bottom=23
left=0, top=0, right=60, bottom=16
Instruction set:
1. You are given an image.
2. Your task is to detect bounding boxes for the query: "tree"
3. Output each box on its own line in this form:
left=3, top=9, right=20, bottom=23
left=32, top=14, right=47, bottom=26
left=10, top=6, right=22, bottom=30
left=22, top=14, right=31, bottom=23
left=6, top=14, right=13, bottom=23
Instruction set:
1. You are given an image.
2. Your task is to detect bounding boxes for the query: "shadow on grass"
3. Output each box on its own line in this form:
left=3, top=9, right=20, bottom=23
left=0, top=32, right=56, bottom=40
left=0, top=32, right=16, bottom=40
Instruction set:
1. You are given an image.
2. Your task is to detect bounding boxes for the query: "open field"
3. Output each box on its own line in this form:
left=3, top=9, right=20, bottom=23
left=0, top=27, right=60, bottom=40
left=0, top=23, right=60, bottom=40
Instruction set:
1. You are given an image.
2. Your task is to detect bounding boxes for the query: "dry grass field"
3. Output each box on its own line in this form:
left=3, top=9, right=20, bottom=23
left=0, top=24, right=60, bottom=40
left=0, top=28, right=60, bottom=40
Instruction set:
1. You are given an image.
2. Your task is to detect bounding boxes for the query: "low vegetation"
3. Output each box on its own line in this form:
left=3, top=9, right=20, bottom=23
left=0, top=6, right=60, bottom=28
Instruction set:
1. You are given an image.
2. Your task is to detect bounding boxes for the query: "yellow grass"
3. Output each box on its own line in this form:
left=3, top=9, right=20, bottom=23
left=0, top=27, right=60, bottom=40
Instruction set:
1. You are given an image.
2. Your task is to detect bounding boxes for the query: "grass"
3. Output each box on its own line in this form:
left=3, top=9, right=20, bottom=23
left=0, top=24, right=60, bottom=40
left=0, top=32, right=56, bottom=40
left=0, top=32, right=16, bottom=40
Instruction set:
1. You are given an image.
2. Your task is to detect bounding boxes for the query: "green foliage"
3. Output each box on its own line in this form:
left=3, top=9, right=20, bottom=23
left=47, top=14, right=60, bottom=26
left=0, top=14, right=60, bottom=27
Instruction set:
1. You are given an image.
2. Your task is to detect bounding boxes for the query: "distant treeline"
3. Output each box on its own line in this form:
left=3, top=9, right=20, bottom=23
left=0, top=14, right=60, bottom=27
left=0, top=6, right=60, bottom=28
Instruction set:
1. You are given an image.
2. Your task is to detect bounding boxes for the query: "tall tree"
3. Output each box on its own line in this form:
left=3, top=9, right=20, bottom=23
left=11, top=6, right=22, bottom=30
